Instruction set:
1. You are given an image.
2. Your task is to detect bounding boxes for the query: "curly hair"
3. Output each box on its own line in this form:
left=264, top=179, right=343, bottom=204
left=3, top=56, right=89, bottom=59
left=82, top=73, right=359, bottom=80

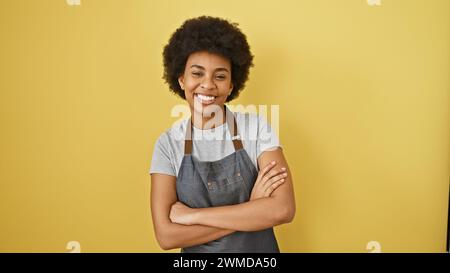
left=162, top=16, right=254, bottom=102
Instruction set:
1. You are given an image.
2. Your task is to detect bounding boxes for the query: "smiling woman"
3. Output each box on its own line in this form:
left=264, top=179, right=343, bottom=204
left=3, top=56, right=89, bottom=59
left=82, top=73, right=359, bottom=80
left=149, top=16, right=296, bottom=253
left=179, top=51, right=234, bottom=128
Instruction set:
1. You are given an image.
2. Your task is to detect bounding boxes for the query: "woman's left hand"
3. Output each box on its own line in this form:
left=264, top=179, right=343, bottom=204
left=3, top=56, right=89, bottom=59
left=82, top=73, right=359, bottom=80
left=169, top=201, right=198, bottom=225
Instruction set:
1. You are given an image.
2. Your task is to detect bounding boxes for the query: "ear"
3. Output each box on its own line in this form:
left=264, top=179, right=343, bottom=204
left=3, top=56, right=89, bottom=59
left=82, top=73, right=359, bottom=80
left=229, top=82, right=234, bottom=94
left=178, top=75, right=185, bottom=90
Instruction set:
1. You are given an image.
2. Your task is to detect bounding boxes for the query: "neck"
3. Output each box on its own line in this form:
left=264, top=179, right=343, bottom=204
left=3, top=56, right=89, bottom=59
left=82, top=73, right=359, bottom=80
left=191, top=104, right=226, bottom=130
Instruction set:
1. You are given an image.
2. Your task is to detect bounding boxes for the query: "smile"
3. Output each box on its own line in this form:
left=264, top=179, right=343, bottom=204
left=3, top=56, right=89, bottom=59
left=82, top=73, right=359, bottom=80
left=194, top=93, right=216, bottom=105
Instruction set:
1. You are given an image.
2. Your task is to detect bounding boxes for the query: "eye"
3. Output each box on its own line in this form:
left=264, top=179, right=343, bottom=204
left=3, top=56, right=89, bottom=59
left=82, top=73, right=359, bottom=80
left=192, top=72, right=203, bottom=77
left=216, top=75, right=226, bottom=80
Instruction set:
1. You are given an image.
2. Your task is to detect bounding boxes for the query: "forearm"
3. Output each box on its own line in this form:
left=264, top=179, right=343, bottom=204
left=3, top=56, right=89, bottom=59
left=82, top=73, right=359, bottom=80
left=158, top=221, right=235, bottom=250
left=193, top=196, right=292, bottom=232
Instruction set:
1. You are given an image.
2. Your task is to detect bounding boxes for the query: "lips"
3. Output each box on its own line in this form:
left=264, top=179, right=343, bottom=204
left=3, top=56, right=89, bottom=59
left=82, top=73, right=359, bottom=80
left=194, top=93, right=216, bottom=105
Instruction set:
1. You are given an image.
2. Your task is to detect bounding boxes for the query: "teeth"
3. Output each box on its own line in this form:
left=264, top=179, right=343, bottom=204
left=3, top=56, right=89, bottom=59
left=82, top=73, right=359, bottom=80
left=196, top=94, right=215, bottom=101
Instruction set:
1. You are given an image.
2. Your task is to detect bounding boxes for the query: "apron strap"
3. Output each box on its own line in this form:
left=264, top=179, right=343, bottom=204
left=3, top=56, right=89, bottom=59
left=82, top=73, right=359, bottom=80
left=184, top=105, right=243, bottom=155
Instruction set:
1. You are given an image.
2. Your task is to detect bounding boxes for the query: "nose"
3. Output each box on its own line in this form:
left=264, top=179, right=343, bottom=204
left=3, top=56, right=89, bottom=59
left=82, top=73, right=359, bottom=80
left=200, top=75, right=216, bottom=90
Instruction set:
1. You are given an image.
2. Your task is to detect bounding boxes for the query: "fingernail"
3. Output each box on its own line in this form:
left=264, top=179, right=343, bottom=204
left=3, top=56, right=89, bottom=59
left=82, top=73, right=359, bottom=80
left=281, top=167, right=286, bottom=170
left=283, top=173, right=288, bottom=177
left=271, top=161, right=276, bottom=164
left=281, top=179, right=285, bottom=182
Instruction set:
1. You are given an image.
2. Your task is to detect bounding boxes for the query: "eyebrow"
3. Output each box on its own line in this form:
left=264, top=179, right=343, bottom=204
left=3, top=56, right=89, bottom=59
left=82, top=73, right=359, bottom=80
left=190, top=64, right=229, bottom=73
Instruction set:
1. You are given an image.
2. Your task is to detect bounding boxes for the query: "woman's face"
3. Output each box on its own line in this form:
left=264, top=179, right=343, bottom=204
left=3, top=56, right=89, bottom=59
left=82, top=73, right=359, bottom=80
left=178, top=51, right=233, bottom=119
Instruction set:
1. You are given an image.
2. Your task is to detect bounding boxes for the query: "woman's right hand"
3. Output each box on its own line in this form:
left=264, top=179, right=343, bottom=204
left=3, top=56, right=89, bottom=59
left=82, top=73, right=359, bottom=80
left=250, top=161, right=288, bottom=200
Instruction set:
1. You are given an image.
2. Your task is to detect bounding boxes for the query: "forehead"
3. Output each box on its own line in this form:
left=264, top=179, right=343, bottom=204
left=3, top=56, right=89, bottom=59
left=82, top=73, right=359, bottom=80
left=185, top=51, right=231, bottom=69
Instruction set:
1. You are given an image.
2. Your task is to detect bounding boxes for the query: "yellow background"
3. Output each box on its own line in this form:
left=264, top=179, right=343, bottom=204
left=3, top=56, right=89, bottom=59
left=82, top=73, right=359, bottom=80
left=0, top=0, right=448, bottom=253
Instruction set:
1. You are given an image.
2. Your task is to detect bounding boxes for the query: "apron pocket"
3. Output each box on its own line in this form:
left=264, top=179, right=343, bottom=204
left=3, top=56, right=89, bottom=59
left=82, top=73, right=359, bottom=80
left=207, top=175, right=249, bottom=206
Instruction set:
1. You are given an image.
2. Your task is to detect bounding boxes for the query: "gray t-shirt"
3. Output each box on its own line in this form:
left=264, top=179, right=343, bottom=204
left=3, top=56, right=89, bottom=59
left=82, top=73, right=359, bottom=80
left=149, top=111, right=281, bottom=177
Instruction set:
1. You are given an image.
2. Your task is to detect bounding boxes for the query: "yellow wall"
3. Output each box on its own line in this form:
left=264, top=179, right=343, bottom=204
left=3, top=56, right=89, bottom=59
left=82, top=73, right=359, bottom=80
left=0, top=0, right=448, bottom=253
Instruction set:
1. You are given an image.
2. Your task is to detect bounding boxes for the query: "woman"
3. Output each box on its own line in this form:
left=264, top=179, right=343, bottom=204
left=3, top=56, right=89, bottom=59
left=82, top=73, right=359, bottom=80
left=149, top=16, right=295, bottom=253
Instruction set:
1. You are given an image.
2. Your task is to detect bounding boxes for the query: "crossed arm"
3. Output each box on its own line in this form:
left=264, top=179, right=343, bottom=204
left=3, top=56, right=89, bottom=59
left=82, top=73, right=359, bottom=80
left=150, top=148, right=296, bottom=250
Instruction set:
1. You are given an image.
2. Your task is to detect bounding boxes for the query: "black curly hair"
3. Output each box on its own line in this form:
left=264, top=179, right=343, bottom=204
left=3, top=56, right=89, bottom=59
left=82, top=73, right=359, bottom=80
left=162, top=16, right=254, bottom=102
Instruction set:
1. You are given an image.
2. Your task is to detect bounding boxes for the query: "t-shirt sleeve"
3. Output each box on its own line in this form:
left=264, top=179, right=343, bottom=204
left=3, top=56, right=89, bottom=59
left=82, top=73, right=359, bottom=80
left=256, top=114, right=282, bottom=159
left=149, top=134, right=176, bottom=177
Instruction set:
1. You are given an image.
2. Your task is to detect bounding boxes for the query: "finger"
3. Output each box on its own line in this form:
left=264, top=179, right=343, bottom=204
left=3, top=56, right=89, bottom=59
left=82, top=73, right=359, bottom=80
left=261, top=170, right=278, bottom=184
left=262, top=168, right=287, bottom=186
left=263, top=172, right=288, bottom=188
left=262, top=172, right=287, bottom=189
left=264, top=179, right=286, bottom=197
left=256, top=161, right=277, bottom=183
